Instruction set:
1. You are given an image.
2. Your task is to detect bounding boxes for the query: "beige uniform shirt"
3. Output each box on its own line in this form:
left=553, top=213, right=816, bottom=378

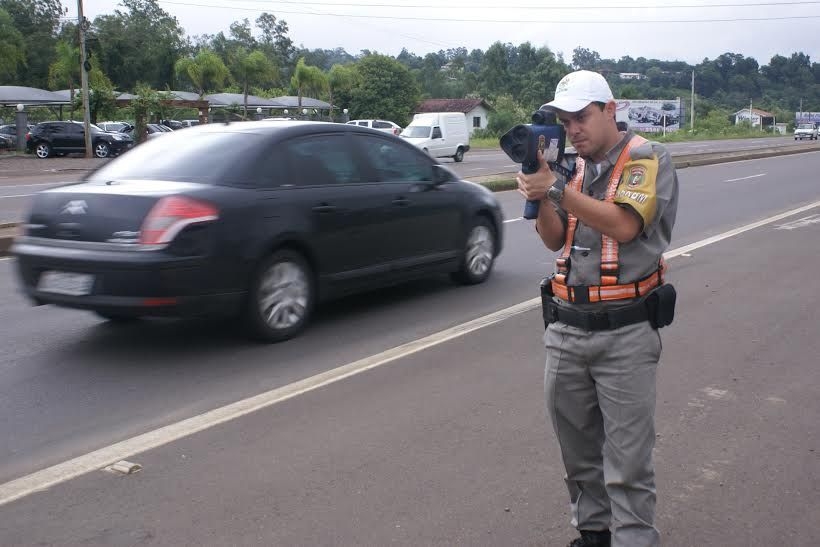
left=553, top=131, right=679, bottom=306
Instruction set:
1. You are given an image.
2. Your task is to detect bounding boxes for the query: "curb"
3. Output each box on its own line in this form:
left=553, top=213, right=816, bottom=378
left=2, top=144, right=819, bottom=258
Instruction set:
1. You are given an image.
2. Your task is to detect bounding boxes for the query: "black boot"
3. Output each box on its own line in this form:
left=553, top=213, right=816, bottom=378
left=566, top=529, right=611, bottom=547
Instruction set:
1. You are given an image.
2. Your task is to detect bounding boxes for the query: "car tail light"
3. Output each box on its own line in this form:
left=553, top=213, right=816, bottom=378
left=25, top=132, right=31, bottom=141
left=139, top=196, right=218, bottom=247
left=393, top=128, right=400, bottom=135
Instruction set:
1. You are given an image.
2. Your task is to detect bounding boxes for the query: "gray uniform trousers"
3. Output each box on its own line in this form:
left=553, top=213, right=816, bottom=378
left=544, top=318, right=662, bottom=547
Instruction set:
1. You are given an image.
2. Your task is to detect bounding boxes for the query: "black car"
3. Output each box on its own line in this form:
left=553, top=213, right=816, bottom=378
left=26, top=121, right=134, bottom=159
left=12, top=121, right=504, bottom=342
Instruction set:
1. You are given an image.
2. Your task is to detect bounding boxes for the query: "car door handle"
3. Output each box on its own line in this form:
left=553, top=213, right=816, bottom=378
left=312, top=204, right=337, bottom=213
left=392, top=197, right=410, bottom=206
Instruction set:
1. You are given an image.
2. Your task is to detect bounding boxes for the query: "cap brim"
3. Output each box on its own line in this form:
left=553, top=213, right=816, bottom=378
left=542, top=97, right=595, bottom=113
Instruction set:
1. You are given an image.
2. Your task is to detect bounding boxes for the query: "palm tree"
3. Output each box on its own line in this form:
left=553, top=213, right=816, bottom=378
left=174, top=49, right=231, bottom=97
left=48, top=40, right=80, bottom=120
left=231, top=48, right=278, bottom=118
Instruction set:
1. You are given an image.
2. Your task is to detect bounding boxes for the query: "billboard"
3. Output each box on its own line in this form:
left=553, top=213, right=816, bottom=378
left=615, top=99, right=683, bottom=133
left=795, top=112, right=820, bottom=125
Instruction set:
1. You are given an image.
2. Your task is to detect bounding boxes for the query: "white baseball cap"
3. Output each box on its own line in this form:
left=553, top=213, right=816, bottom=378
left=542, top=70, right=614, bottom=113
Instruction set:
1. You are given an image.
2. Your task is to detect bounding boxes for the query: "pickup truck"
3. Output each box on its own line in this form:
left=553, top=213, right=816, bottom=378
left=794, top=123, right=818, bottom=140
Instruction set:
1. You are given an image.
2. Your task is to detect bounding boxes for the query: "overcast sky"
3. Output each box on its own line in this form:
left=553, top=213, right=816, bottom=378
left=70, top=0, right=819, bottom=66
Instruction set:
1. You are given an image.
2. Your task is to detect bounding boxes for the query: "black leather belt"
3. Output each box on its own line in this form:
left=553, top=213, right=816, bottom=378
left=546, top=300, right=649, bottom=331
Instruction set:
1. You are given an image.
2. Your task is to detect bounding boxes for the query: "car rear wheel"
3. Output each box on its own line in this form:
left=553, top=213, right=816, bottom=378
left=451, top=217, right=496, bottom=285
left=94, top=142, right=111, bottom=158
left=453, top=147, right=465, bottom=162
left=246, top=249, right=315, bottom=342
left=35, top=142, right=52, bottom=159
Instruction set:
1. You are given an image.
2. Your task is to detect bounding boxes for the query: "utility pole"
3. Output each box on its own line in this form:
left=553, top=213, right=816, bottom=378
left=690, top=70, right=695, bottom=132
left=78, top=0, right=92, bottom=158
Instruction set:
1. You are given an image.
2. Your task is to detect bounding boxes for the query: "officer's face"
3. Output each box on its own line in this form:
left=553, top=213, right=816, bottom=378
left=557, top=101, right=618, bottom=160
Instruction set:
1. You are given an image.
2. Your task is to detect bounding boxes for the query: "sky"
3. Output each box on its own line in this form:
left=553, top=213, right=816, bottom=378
left=67, top=0, right=820, bottom=66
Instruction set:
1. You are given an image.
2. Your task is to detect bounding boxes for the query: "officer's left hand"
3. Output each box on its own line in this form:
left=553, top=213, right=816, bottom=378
left=516, top=150, right=558, bottom=201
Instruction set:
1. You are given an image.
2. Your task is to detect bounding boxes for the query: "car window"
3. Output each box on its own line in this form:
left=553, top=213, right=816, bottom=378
left=283, top=134, right=363, bottom=186
left=354, top=135, right=432, bottom=183
left=86, top=132, right=268, bottom=186
left=372, top=121, right=391, bottom=129
left=66, top=123, right=83, bottom=135
left=357, top=121, right=368, bottom=126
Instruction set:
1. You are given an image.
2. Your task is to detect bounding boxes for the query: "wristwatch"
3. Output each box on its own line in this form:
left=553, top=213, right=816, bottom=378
left=546, top=178, right=566, bottom=205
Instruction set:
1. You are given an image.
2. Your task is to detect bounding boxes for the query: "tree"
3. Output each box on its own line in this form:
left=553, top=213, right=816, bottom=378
left=175, top=50, right=230, bottom=96
left=328, top=63, right=359, bottom=118
left=90, top=0, right=186, bottom=90
left=48, top=40, right=80, bottom=119
left=230, top=48, right=278, bottom=117
left=256, top=12, right=294, bottom=70
left=349, top=54, right=420, bottom=126
left=0, top=0, right=62, bottom=88
left=290, top=58, right=327, bottom=109
left=0, top=8, right=25, bottom=83
left=478, top=42, right=511, bottom=100
left=571, top=47, right=601, bottom=71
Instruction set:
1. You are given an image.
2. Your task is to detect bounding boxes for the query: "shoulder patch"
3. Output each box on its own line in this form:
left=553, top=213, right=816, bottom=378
left=615, top=157, right=659, bottom=228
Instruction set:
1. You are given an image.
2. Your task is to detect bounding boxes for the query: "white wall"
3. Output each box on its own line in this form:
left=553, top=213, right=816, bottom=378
left=466, top=105, right=491, bottom=135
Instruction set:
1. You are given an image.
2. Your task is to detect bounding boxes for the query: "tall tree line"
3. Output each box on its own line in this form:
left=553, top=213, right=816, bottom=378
left=1, top=0, right=817, bottom=127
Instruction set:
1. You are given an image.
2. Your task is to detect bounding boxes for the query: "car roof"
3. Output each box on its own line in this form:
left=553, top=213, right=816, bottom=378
left=177, top=120, right=397, bottom=139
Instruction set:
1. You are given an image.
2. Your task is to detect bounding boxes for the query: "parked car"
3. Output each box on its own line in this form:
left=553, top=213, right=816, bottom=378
left=98, top=121, right=135, bottom=134
left=26, top=121, right=134, bottom=159
left=12, top=121, right=503, bottom=342
left=346, top=119, right=402, bottom=136
left=794, top=123, right=818, bottom=140
left=0, top=123, right=34, bottom=148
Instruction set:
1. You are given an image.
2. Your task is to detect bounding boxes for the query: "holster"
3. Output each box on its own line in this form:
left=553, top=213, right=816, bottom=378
left=540, top=275, right=556, bottom=329
left=645, top=283, right=676, bottom=329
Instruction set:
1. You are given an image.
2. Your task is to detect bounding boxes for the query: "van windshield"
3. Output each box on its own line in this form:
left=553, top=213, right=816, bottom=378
left=401, top=126, right=431, bottom=138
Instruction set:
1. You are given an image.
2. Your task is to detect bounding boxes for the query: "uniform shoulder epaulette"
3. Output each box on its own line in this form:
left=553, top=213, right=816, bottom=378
left=629, top=141, right=658, bottom=161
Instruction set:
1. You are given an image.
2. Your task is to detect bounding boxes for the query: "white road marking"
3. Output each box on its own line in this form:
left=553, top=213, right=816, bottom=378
left=1, top=199, right=819, bottom=506
left=503, top=217, right=523, bottom=224
left=0, top=193, right=33, bottom=199
left=724, top=173, right=766, bottom=182
left=774, top=214, right=820, bottom=230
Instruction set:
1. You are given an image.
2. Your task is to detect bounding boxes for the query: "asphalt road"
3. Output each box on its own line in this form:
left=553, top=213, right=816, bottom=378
left=0, top=150, right=819, bottom=545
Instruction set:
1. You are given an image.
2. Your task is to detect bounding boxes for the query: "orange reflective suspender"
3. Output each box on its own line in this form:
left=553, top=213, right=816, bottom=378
left=552, top=135, right=665, bottom=303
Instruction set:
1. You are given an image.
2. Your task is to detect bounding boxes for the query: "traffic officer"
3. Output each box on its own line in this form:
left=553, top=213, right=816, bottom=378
left=516, top=70, right=679, bottom=547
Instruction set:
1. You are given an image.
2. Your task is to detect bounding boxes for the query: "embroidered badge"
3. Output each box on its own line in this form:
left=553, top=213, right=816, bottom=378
left=627, top=166, right=646, bottom=188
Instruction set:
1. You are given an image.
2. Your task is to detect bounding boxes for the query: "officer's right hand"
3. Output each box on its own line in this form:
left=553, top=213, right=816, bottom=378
left=516, top=150, right=557, bottom=201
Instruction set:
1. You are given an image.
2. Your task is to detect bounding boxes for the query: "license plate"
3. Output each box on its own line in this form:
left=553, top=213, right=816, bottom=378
left=38, top=271, right=95, bottom=296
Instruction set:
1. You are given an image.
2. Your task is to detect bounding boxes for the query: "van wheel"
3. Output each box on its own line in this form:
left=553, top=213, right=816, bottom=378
left=451, top=217, right=496, bottom=285
left=246, top=249, right=315, bottom=342
left=453, top=147, right=465, bottom=162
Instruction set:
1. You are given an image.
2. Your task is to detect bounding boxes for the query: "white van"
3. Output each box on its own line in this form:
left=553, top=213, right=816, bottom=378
left=400, top=112, right=470, bottom=162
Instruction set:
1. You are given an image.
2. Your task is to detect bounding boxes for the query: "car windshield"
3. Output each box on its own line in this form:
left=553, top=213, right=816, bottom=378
left=86, top=131, right=264, bottom=185
left=401, top=126, right=431, bottom=138
left=797, top=124, right=814, bottom=129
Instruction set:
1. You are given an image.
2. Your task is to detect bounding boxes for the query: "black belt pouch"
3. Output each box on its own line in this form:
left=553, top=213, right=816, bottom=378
left=540, top=276, right=555, bottom=329
left=646, top=284, right=676, bottom=329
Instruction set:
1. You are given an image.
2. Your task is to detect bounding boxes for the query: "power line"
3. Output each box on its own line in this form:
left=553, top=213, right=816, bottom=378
left=151, top=1, right=820, bottom=25
left=163, top=0, right=820, bottom=8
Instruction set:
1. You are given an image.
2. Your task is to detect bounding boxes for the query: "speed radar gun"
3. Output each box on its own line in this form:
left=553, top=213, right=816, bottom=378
left=499, top=108, right=576, bottom=219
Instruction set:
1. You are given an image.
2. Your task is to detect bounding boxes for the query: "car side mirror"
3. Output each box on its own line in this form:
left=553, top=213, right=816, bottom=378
left=432, top=164, right=453, bottom=185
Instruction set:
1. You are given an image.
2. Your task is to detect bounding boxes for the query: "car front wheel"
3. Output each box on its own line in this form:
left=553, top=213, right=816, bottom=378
left=246, top=249, right=315, bottom=342
left=451, top=217, right=496, bottom=285
left=94, top=141, right=111, bottom=158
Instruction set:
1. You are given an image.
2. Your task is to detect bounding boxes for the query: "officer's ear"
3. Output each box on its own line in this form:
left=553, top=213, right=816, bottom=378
left=604, top=100, right=618, bottom=119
